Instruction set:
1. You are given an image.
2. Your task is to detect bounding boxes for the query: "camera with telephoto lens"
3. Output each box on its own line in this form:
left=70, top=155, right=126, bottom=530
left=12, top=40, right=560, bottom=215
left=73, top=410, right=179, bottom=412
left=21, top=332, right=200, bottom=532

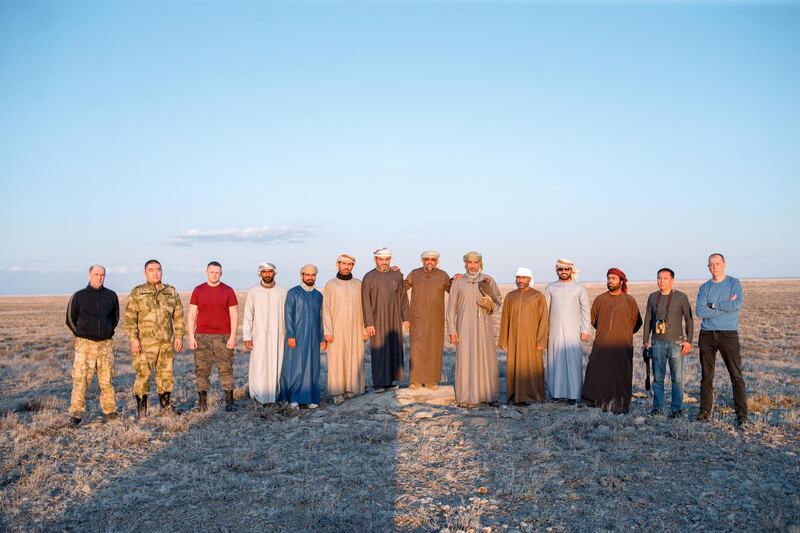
left=655, top=320, right=668, bottom=335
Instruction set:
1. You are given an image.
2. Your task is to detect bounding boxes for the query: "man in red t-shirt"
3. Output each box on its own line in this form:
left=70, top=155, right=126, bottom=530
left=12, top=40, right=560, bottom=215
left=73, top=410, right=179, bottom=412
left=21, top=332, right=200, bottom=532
left=188, top=261, right=239, bottom=412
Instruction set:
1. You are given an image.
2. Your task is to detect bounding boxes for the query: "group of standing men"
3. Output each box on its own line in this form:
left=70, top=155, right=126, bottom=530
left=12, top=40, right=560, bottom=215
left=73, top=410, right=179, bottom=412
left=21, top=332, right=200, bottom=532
left=65, top=251, right=748, bottom=427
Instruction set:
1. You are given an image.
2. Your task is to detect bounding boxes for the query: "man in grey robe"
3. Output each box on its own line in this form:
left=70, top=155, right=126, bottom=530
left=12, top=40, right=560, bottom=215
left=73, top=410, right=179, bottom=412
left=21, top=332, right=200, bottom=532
left=446, top=251, right=501, bottom=406
left=543, top=258, right=591, bottom=404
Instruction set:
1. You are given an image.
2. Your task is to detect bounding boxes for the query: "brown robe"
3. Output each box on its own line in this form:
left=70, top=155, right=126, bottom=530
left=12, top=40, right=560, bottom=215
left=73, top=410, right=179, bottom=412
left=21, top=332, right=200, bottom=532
left=582, top=291, right=643, bottom=413
left=361, top=269, right=409, bottom=389
left=498, top=288, right=549, bottom=403
left=404, top=267, right=451, bottom=385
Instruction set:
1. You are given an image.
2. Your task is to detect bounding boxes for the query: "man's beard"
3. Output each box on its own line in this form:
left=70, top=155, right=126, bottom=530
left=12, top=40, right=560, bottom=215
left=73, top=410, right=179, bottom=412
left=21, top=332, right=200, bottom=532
left=559, top=272, right=571, bottom=280
left=607, top=282, right=619, bottom=291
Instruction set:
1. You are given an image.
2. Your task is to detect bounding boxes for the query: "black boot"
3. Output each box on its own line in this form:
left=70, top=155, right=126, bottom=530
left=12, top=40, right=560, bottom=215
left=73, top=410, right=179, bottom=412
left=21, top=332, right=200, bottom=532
left=197, top=391, right=208, bottom=412
left=224, top=390, right=238, bottom=412
left=159, top=392, right=177, bottom=414
left=136, top=395, right=148, bottom=419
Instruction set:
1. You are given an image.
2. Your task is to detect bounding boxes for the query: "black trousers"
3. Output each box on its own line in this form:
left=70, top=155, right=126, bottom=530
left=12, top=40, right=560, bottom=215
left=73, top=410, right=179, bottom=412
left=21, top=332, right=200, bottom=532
left=698, top=330, right=748, bottom=417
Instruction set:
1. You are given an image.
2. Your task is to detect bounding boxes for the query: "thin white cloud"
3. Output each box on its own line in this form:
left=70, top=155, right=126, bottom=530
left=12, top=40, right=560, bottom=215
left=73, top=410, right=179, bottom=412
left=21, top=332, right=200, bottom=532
left=1, top=266, right=84, bottom=273
left=171, top=225, right=319, bottom=246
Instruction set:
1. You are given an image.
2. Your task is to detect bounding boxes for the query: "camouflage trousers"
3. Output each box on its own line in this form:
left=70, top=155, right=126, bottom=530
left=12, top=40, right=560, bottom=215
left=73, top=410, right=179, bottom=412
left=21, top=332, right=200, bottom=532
left=69, top=338, right=116, bottom=416
left=194, top=334, right=235, bottom=392
left=133, top=341, right=174, bottom=396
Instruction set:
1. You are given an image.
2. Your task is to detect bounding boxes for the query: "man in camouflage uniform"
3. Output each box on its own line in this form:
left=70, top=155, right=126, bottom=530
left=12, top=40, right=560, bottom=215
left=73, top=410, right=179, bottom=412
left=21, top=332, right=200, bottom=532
left=66, top=265, right=120, bottom=426
left=124, top=259, right=186, bottom=418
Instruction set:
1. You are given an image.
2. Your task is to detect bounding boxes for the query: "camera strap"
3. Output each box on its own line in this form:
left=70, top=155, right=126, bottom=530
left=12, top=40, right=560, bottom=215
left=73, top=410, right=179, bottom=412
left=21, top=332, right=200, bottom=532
left=654, top=290, right=673, bottom=324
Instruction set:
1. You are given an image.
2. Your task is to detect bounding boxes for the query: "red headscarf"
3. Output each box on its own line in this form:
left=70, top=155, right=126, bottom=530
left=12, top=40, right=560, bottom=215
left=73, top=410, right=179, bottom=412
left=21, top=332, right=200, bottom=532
left=607, top=267, right=628, bottom=293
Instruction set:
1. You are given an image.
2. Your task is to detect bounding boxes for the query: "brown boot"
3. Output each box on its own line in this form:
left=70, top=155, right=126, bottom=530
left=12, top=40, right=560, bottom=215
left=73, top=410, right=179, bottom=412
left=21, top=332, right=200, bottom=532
left=197, top=391, right=208, bottom=412
left=224, top=390, right=238, bottom=412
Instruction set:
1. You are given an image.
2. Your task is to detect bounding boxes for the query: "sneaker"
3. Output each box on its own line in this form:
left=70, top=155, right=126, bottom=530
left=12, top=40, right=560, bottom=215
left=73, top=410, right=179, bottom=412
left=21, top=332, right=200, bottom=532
left=308, top=403, right=319, bottom=409
left=669, top=410, right=684, bottom=419
left=373, top=388, right=385, bottom=394
left=333, top=395, right=345, bottom=405
left=696, top=411, right=711, bottom=422
left=289, top=402, right=299, bottom=409
left=69, top=416, right=81, bottom=428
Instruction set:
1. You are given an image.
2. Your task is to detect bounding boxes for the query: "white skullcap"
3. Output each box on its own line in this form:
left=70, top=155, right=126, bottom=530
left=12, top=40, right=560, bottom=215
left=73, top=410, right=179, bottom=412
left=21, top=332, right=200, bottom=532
left=300, top=264, right=318, bottom=274
left=515, top=267, right=533, bottom=279
left=258, top=262, right=277, bottom=272
left=373, top=247, right=393, bottom=258
left=420, top=250, right=440, bottom=259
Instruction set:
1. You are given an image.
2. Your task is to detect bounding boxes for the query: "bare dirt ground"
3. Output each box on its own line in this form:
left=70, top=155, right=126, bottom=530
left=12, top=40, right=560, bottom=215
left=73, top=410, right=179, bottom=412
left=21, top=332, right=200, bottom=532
left=0, top=279, right=798, bottom=532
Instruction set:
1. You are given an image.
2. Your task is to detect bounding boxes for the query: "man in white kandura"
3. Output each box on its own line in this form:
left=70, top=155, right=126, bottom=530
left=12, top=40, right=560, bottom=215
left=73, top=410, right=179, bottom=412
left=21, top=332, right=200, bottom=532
left=243, top=262, right=288, bottom=407
left=543, top=258, right=591, bottom=404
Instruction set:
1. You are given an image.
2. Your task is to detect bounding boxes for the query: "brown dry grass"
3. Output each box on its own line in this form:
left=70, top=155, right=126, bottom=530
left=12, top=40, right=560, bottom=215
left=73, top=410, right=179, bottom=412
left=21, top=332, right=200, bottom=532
left=0, top=280, right=798, bottom=531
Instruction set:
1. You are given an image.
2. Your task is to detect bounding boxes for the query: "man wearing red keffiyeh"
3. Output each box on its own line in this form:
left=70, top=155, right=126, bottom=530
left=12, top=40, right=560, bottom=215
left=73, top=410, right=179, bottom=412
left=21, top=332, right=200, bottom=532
left=581, top=268, right=643, bottom=413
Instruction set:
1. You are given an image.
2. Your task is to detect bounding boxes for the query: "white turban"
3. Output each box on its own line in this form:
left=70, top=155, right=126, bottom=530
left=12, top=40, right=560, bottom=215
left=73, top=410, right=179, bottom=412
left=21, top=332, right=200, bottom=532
left=373, top=247, right=393, bottom=258
left=299, top=264, right=318, bottom=274
left=258, top=262, right=277, bottom=272
left=555, top=258, right=580, bottom=281
left=515, top=267, right=533, bottom=279
left=337, top=254, right=356, bottom=264
left=420, top=250, right=440, bottom=259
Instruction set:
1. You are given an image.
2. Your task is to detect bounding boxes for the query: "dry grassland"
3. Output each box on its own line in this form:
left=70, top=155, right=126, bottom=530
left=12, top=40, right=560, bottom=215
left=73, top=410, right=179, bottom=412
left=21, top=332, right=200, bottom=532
left=0, top=279, right=798, bottom=531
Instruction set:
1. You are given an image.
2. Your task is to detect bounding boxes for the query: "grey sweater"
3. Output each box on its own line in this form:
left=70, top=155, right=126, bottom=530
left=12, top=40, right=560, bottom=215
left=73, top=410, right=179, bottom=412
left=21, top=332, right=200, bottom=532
left=643, top=290, right=694, bottom=344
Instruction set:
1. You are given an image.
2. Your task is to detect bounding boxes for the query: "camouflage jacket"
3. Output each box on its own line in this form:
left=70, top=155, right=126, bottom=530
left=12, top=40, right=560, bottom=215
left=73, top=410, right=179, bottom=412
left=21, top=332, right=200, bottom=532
left=124, top=283, right=186, bottom=343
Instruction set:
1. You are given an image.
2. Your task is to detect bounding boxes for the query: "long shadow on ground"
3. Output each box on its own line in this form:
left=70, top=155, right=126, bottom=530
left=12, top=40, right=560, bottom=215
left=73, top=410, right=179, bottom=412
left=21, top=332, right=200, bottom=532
left=48, top=394, right=401, bottom=532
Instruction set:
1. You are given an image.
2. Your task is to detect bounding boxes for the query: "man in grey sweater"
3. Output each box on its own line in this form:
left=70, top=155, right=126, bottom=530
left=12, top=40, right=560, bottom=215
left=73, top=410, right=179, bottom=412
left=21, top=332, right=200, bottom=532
left=643, top=268, right=694, bottom=418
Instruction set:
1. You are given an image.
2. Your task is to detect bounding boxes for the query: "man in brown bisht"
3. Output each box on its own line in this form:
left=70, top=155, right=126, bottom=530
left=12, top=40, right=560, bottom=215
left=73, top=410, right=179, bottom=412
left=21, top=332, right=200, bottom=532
left=361, top=247, right=410, bottom=392
left=498, top=267, right=549, bottom=404
left=404, top=250, right=451, bottom=390
left=447, top=251, right=501, bottom=407
left=582, top=267, right=643, bottom=414
left=322, top=254, right=367, bottom=404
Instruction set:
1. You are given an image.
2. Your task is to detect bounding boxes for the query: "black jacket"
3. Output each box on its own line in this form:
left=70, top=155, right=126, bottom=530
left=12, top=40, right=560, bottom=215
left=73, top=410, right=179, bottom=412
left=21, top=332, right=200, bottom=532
left=66, top=285, right=119, bottom=341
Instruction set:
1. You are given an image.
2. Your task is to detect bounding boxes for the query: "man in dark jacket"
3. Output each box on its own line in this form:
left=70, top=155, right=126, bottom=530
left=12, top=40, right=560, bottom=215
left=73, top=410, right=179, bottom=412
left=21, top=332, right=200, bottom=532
left=65, top=265, right=120, bottom=426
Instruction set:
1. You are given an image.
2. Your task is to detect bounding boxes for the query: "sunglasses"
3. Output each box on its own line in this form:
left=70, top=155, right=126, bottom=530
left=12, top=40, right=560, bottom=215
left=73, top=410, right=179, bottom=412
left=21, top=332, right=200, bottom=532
left=557, top=267, right=572, bottom=272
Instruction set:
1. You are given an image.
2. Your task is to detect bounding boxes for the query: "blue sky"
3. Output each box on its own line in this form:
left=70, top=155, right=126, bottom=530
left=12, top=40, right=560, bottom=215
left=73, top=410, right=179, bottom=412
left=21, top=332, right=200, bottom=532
left=1, top=1, right=798, bottom=294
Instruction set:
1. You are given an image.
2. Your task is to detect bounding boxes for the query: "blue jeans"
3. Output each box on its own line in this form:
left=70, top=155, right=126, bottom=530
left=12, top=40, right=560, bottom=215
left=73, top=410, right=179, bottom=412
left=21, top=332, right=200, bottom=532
left=652, top=340, right=684, bottom=413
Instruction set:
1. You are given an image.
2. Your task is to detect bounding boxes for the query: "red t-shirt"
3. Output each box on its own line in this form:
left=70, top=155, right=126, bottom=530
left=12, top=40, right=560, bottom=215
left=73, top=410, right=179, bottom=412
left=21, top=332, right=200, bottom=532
left=190, top=282, right=238, bottom=335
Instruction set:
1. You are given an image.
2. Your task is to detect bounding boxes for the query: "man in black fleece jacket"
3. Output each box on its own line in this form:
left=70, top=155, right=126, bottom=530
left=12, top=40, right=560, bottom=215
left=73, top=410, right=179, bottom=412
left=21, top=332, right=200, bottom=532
left=65, top=265, right=120, bottom=426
